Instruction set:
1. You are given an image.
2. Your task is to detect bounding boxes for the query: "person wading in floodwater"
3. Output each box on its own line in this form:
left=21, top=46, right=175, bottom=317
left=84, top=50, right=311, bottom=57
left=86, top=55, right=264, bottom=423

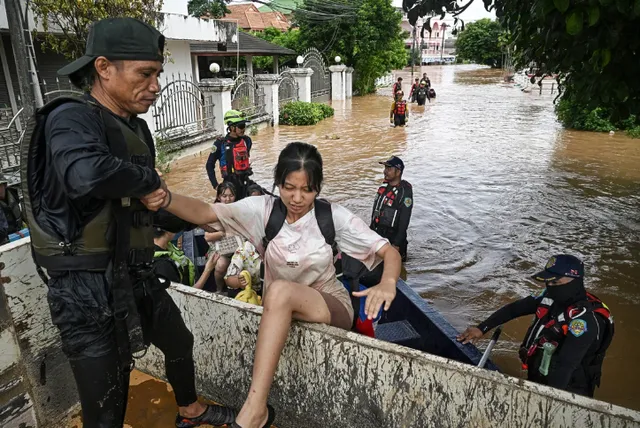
left=21, top=17, right=236, bottom=427
left=390, top=91, right=409, bottom=127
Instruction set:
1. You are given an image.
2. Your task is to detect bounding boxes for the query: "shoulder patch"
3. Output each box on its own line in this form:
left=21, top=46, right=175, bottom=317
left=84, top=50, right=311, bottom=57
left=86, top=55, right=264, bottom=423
left=569, top=318, right=587, bottom=337
left=531, top=288, right=546, bottom=298
left=211, top=144, right=217, bottom=154
left=404, top=197, right=412, bottom=208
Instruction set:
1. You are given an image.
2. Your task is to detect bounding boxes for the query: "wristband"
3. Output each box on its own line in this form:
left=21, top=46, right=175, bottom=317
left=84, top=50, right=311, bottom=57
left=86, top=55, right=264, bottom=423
left=161, top=190, right=173, bottom=209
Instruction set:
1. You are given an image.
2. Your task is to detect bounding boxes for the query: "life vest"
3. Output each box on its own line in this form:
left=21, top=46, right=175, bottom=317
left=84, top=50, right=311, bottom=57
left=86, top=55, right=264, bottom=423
left=221, top=137, right=251, bottom=177
left=519, top=292, right=614, bottom=373
left=21, top=97, right=156, bottom=271
left=392, top=83, right=401, bottom=94
left=394, top=101, right=407, bottom=116
left=154, top=242, right=196, bottom=287
left=0, top=188, right=23, bottom=233
left=371, top=182, right=410, bottom=234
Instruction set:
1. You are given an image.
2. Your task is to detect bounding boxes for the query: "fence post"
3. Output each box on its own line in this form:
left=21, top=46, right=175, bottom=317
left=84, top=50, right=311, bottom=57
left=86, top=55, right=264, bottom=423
left=329, top=64, right=346, bottom=101
left=255, top=74, right=279, bottom=126
left=345, top=67, right=354, bottom=98
left=199, top=78, right=235, bottom=136
left=286, top=68, right=313, bottom=103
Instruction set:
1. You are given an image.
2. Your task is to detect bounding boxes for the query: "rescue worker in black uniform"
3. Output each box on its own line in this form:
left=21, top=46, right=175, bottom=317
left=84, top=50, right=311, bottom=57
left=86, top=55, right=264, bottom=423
left=0, top=174, right=23, bottom=236
left=22, top=18, right=236, bottom=427
left=206, top=110, right=256, bottom=200
left=458, top=255, right=614, bottom=398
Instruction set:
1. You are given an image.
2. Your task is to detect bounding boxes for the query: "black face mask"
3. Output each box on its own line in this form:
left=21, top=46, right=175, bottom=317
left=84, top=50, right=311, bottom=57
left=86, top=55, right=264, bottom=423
left=545, top=279, right=586, bottom=307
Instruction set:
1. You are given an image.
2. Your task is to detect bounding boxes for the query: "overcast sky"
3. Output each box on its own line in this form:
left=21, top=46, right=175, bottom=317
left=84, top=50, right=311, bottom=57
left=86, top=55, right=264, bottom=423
left=391, top=0, right=496, bottom=21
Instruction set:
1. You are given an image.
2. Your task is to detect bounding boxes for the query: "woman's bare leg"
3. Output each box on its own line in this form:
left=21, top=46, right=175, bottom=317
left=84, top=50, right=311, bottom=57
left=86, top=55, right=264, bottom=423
left=234, top=280, right=332, bottom=428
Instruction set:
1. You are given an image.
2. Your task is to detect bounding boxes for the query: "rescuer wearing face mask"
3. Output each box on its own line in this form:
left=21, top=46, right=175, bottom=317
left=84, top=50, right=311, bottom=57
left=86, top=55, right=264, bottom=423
left=457, top=254, right=614, bottom=397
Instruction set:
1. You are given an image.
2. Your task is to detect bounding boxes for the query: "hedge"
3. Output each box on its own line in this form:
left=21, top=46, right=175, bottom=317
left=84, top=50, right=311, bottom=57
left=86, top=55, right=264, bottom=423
left=280, top=101, right=334, bottom=126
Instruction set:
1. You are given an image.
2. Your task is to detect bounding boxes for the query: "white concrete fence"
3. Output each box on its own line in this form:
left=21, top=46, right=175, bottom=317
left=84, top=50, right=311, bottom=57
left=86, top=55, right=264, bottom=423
left=2, top=238, right=640, bottom=427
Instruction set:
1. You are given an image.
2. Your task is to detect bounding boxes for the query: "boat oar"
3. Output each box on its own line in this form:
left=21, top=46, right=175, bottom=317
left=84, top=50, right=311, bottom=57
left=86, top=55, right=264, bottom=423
left=477, top=325, right=503, bottom=369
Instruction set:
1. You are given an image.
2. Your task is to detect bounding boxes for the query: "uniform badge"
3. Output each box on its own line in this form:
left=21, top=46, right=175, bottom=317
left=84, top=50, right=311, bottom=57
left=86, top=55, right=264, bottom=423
left=531, top=288, right=545, bottom=298
left=546, top=256, right=556, bottom=269
left=569, top=319, right=587, bottom=337
left=211, top=145, right=217, bottom=153
left=404, top=197, right=412, bottom=207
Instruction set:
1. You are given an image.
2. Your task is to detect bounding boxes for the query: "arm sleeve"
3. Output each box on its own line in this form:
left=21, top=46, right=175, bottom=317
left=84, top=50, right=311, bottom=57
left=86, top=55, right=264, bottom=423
left=390, top=102, right=395, bottom=118
left=206, top=150, right=219, bottom=189
left=210, top=195, right=271, bottom=252
left=46, top=105, right=161, bottom=200
left=547, top=313, right=599, bottom=390
left=477, top=296, right=539, bottom=333
left=245, top=136, right=253, bottom=154
left=390, top=187, right=413, bottom=247
left=0, top=210, right=8, bottom=243
left=333, top=204, right=389, bottom=272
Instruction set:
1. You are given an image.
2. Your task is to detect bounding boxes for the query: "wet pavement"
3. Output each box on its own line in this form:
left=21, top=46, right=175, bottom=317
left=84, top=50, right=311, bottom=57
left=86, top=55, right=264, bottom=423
left=164, top=64, right=640, bottom=411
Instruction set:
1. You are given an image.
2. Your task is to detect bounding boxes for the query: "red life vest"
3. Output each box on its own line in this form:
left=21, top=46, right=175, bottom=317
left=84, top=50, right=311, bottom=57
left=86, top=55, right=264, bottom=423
left=221, top=138, right=251, bottom=177
left=394, top=101, right=407, bottom=116
left=519, top=292, right=614, bottom=370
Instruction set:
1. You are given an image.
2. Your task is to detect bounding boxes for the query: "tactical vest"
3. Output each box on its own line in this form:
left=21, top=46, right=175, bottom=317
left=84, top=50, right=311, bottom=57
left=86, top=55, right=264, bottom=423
left=519, top=292, right=614, bottom=372
left=0, top=189, right=23, bottom=233
left=154, top=242, right=195, bottom=286
left=222, top=137, right=251, bottom=177
left=372, top=183, right=407, bottom=233
left=21, top=97, right=156, bottom=271
left=394, top=101, right=407, bottom=116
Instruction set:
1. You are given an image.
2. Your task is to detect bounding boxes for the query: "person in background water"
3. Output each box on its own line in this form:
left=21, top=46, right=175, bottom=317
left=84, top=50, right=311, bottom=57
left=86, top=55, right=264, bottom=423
left=390, top=91, right=409, bottom=127
left=458, top=255, right=614, bottom=398
left=420, top=72, right=431, bottom=88
left=392, top=76, right=403, bottom=95
left=415, top=81, right=430, bottom=106
left=409, top=77, right=420, bottom=103
left=25, top=17, right=236, bottom=427
left=153, top=228, right=218, bottom=290
left=206, top=110, right=255, bottom=200
left=0, top=174, right=23, bottom=236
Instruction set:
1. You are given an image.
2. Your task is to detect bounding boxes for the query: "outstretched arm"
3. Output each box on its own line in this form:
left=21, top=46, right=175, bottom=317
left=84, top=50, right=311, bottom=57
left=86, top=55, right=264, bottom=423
left=142, top=190, right=218, bottom=226
left=352, top=243, right=401, bottom=320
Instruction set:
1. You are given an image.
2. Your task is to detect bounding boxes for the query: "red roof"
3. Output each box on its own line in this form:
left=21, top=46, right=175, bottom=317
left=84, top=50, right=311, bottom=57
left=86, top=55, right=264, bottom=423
left=220, top=4, right=291, bottom=31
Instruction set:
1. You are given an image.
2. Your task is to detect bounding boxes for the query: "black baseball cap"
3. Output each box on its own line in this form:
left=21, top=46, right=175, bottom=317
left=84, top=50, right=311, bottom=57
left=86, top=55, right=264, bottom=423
left=379, top=156, right=405, bottom=172
left=58, top=18, right=165, bottom=77
left=531, top=254, right=584, bottom=281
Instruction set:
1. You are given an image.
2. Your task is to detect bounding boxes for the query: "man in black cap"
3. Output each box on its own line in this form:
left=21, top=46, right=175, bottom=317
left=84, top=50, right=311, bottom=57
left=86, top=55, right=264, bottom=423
left=21, top=18, right=235, bottom=427
left=457, top=254, right=614, bottom=397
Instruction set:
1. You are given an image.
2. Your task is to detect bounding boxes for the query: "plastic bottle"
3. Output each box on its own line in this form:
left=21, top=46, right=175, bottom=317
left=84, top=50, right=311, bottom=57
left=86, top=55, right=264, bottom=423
left=538, top=342, right=557, bottom=376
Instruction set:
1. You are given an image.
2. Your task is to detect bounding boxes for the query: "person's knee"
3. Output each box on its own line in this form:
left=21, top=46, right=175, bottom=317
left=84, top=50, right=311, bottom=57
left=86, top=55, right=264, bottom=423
left=264, top=280, right=293, bottom=310
left=164, top=328, right=194, bottom=361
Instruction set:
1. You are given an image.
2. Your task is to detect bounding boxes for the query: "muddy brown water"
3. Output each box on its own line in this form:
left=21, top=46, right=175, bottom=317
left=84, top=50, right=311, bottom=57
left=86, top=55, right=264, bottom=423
left=70, top=65, right=639, bottom=425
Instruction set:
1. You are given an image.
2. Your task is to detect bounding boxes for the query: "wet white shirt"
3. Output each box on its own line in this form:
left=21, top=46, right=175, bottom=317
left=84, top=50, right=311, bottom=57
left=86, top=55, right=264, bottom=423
left=211, top=195, right=388, bottom=317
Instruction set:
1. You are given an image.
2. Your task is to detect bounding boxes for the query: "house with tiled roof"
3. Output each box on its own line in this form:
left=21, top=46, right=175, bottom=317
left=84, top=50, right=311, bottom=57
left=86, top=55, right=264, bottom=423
left=221, top=4, right=291, bottom=31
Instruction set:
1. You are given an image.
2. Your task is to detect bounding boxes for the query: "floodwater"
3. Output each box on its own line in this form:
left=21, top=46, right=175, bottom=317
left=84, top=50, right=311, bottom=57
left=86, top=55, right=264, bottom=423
left=164, top=64, right=640, bottom=412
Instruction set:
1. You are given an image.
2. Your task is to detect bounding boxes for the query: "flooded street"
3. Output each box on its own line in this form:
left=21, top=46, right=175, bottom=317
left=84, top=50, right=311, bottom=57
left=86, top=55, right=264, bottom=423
left=166, top=65, right=640, bottom=411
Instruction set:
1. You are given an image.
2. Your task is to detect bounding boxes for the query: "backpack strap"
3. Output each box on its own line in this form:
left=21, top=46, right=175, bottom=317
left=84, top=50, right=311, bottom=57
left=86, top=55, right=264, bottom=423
left=262, top=197, right=336, bottom=252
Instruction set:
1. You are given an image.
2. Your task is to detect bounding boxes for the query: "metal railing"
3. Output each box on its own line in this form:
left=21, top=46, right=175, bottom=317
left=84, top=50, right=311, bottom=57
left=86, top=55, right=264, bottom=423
left=0, top=108, right=26, bottom=174
left=231, top=74, right=266, bottom=121
left=152, top=73, right=216, bottom=149
left=277, top=71, right=299, bottom=107
left=41, top=77, right=82, bottom=103
left=302, top=48, right=330, bottom=102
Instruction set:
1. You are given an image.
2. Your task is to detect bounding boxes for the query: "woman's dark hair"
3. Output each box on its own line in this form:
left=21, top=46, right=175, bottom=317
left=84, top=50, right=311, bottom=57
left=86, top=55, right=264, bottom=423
left=246, top=183, right=263, bottom=195
left=215, top=181, right=237, bottom=202
left=273, top=142, right=323, bottom=193
left=154, top=227, right=168, bottom=238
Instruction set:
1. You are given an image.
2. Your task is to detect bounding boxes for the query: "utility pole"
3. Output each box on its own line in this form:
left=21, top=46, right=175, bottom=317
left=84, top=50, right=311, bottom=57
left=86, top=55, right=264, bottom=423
left=440, top=23, right=447, bottom=62
left=4, top=0, right=40, bottom=119
left=410, top=25, right=416, bottom=82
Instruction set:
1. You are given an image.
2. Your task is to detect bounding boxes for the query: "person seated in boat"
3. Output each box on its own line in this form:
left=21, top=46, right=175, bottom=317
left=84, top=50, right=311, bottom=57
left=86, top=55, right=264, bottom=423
left=457, top=255, right=614, bottom=398
left=205, top=182, right=239, bottom=293
left=141, top=141, right=402, bottom=428
left=409, top=77, right=420, bottom=103
left=390, top=91, right=409, bottom=127
left=206, top=110, right=256, bottom=200
left=224, top=240, right=262, bottom=298
left=415, top=81, right=430, bottom=106
left=153, top=227, right=219, bottom=290
left=246, top=183, right=265, bottom=197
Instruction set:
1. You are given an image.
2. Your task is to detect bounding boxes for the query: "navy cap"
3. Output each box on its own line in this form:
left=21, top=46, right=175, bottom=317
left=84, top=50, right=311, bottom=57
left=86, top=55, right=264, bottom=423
left=379, top=156, right=404, bottom=172
left=531, top=254, right=584, bottom=281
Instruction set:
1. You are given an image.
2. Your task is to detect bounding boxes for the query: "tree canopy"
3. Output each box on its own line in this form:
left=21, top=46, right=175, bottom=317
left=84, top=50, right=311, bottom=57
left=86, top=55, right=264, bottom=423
left=30, top=0, right=164, bottom=60
left=454, top=18, right=503, bottom=68
left=187, top=0, right=230, bottom=19
left=250, top=28, right=303, bottom=70
left=295, top=0, right=406, bottom=94
left=403, top=0, right=640, bottom=121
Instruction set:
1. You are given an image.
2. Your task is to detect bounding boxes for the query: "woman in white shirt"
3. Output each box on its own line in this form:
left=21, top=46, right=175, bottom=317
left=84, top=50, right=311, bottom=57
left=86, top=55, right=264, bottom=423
left=142, top=142, right=401, bottom=428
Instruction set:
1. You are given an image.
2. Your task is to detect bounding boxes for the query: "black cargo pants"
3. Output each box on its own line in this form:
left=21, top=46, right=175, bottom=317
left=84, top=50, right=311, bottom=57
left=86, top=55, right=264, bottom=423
left=47, top=271, right=197, bottom=428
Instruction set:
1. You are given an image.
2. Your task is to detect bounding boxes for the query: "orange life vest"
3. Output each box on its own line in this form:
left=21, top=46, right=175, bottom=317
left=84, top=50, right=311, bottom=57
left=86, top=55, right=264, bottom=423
left=394, top=101, right=407, bottom=116
left=221, top=138, right=251, bottom=176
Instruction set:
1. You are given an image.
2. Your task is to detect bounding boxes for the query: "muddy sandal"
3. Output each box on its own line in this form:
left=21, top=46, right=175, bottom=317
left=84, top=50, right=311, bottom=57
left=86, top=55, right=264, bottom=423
left=231, top=404, right=276, bottom=428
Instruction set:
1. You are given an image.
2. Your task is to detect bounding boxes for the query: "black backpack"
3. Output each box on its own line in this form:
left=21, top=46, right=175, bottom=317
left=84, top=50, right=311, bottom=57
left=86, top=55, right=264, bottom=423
left=262, top=197, right=369, bottom=327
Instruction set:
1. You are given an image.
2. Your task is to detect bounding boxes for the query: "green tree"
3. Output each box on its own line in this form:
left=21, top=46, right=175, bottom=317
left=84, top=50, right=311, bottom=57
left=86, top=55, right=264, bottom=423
left=402, top=0, right=640, bottom=125
left=250, top=28, right=303, bottom=70
left=296, top=0, right=407, bottom=94
left=30, top=0, right=164, bottom=59
left=187, top=0, right=230, bottom=19
left=455, top=18, right=503, bottom=68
